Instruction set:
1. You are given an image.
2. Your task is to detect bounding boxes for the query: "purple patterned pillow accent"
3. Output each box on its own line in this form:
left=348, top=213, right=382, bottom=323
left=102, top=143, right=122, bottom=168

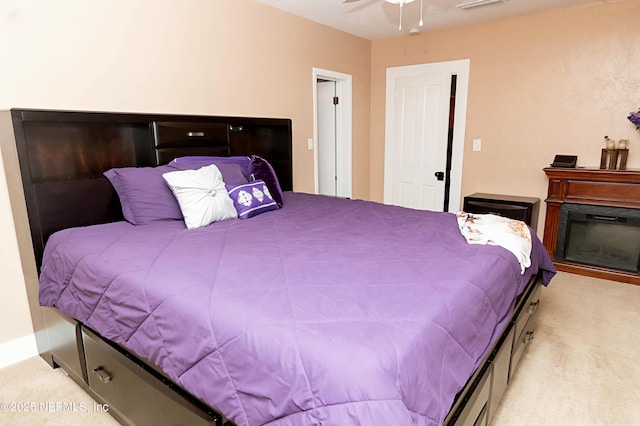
left=248, top=155, right=284, bottom=206
left=226, top=180, right=279, bottom=220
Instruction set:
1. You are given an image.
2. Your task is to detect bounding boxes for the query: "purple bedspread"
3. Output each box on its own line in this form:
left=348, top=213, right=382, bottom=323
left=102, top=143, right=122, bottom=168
left=39, top=192, right=555, bottom=425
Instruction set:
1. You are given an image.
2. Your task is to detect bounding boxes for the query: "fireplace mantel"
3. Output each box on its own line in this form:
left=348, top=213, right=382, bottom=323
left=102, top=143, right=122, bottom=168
left=543, top=167, right=640, bottom=285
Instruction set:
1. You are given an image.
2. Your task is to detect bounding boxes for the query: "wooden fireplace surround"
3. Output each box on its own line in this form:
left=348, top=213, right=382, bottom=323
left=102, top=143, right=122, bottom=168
left=543, top=167, right=640, bottom=285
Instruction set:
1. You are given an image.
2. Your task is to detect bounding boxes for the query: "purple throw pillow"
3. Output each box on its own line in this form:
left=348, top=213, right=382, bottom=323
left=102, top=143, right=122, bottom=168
left=248, top=155, right=283, bottom=206
left=178, top=162, right=248, bottom=185
left=226, top=180, right=279, bottom=220
left=171, top=156, right=251, bottom=183
left=104, top=162, right=248, bottom=225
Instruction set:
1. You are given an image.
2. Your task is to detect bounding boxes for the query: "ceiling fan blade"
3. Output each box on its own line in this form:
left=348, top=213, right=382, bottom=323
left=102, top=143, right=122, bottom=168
left=345, top=0, right=380, bottom=13
left=342, top=0, right=360, bottom=3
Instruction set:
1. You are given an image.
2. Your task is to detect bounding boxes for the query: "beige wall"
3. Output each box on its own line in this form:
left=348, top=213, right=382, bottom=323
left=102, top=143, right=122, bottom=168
left=370, top=0, right=640, bottom=229
left=0, top=0, right=371, bottom=347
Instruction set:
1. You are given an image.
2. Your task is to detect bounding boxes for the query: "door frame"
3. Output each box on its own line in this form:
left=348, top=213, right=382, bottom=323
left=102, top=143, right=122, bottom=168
left=312, top=67, right=352, bottom=198
left=384, top=59, right=469, bottom=212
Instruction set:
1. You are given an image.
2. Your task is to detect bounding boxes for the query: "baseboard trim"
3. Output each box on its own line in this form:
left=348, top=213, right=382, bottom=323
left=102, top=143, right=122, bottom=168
left=0, top=334, right=38, bottom=369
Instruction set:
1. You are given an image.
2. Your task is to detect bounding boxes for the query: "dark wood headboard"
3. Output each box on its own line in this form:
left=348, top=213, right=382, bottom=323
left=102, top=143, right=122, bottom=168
left=7, top=109, right=293, bottom=268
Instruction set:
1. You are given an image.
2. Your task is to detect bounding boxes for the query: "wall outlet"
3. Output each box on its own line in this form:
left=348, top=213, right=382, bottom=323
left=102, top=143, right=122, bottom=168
left=473, top=139, right=482, bottom=152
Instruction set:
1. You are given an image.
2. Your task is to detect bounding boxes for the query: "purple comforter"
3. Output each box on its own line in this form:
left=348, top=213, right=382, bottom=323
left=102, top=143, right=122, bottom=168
left=39, top=192, right=555, bottom=425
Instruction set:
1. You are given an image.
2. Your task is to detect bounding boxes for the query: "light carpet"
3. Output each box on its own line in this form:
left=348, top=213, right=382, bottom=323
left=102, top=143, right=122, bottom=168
left=490, top=271, right=640, bottom=425
left=0, top=271, right=638, bottom=425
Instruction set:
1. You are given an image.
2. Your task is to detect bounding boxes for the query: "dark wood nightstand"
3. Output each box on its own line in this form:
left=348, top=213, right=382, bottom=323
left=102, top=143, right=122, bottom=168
left=463, top=193, right=540, bottom=231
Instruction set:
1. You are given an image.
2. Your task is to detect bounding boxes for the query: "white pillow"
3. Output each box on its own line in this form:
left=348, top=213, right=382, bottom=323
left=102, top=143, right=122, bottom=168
left=162, top=164, right=238, bottom=229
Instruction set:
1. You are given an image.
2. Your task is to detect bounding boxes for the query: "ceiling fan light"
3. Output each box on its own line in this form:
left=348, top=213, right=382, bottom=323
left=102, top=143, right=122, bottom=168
left=385, top=0, right=423, bottom=34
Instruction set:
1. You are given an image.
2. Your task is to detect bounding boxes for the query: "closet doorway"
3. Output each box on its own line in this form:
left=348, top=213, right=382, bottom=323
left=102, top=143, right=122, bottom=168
left=313, top=68, right=352, bottom=198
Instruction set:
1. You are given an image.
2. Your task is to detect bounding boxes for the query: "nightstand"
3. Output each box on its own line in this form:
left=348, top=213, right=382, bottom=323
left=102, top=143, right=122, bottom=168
left=463, top=193, right=540, bottom=231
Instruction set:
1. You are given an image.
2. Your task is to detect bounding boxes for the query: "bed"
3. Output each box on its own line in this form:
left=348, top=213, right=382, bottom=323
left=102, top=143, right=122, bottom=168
left=2, top=109, right=555, bottom=426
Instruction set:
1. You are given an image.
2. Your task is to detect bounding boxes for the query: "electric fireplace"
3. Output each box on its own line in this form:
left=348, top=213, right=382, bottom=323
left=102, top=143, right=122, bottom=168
left=555, top=203, right=640, bottom=273
left=543, top=167, right=640, bottom=285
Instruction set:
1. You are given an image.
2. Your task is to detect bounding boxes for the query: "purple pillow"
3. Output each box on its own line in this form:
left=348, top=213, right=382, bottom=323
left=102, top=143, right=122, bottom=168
left=174, top=161, right=248, bottom=185
left=104, top=162, right=248, bottom=225
left=172, top=156, right=251, bottom=181
left=248, top=155, right=283, bottom=206
left=226, top=180, right=279, bottom=220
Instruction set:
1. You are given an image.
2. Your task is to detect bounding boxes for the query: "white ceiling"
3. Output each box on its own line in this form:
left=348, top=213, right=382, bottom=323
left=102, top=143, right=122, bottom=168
left=256, top=0, right=604, bottom=40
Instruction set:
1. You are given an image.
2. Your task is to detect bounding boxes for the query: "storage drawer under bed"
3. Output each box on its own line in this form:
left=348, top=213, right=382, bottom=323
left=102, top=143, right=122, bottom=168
left=46, top=309, right=87, bottom=385
left=81, top=327, right=220, bottom=426
left=453, top=363, right=492, bottom=426
left=488, top=324, right=514, bottom=421
left=510, top=282, right=541, bottom=378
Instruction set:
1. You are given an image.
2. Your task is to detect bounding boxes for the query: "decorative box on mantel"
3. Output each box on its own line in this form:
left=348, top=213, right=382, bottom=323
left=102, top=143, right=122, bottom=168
left=543, top=167, right=640, bottom=285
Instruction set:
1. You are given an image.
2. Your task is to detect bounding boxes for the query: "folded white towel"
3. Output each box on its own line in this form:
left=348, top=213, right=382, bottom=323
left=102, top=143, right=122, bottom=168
left=456, top=212, right=532, bottom=274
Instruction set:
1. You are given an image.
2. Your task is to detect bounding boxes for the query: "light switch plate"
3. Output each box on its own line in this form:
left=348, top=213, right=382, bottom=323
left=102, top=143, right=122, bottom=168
left=473, top=139, right=482, bottom=152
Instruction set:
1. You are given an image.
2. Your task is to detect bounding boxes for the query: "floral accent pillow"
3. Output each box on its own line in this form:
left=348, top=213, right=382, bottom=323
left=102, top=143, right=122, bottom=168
left=226, top=180, right=279, bottom=220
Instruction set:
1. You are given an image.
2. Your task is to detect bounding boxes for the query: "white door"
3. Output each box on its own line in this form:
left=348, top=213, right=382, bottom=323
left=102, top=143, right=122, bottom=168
left=390, top=72, right=451, bottom=210
left=313, top=68, right=353, bottom=199
left=317, top=80, right=337, bottom=196
left=384, top=60, right=469, bottom=212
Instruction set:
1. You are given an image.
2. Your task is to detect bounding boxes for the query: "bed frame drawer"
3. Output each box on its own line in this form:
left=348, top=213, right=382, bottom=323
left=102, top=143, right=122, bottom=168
left=454, top=364, right=491, bottom=426
left=510, top=283, right=541, bottom=378
left=513, top=283, right=541, bottom=342
left=46, top=310, right=87, bottom=385
left=82, top=327, right=220, bottom=426
left=488, top=324, right=514, bottom=420
left=510, top=320, right=536, bottom=378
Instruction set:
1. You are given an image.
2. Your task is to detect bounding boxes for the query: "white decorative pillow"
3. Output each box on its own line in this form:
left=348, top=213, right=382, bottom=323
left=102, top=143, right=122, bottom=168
left=162, top=164, right=238, bottom=229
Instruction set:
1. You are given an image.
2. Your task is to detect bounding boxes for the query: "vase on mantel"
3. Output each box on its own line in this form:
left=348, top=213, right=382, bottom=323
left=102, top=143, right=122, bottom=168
left=605, top=136, right=616, bottom=149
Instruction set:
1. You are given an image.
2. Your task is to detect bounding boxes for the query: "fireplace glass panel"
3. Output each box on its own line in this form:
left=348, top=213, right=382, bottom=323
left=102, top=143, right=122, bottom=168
left=564, top=217, right=640, bottom=273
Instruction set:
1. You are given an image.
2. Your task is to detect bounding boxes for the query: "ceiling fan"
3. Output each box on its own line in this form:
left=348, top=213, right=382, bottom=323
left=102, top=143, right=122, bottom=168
left=343, top=0, right=507, bottom=32
left=343, top=0, right=425, bottom=31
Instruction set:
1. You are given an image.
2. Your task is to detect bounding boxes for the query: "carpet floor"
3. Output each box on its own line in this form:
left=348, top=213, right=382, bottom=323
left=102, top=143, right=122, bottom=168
left=1, top=271, right=638, bottom=425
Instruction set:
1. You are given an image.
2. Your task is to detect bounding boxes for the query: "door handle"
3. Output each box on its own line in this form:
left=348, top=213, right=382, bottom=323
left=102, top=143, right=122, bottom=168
left=434, top=171, right=445, bottom=181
